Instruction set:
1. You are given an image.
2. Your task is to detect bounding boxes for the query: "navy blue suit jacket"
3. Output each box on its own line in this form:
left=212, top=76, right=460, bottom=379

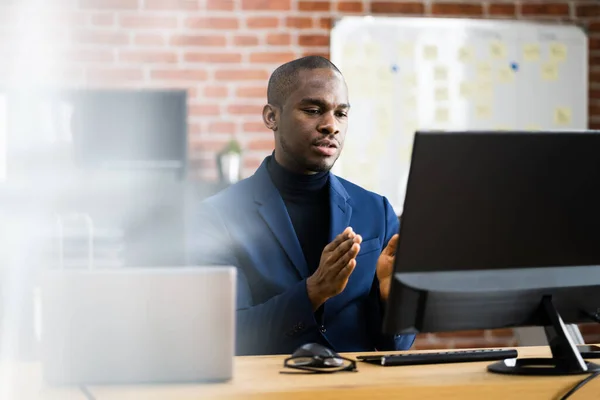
left=188, top=157, right=415, bottom=355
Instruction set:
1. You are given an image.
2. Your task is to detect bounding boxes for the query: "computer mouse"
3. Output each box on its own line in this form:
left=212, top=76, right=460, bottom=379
left=291, top=343, right=344, bottom=367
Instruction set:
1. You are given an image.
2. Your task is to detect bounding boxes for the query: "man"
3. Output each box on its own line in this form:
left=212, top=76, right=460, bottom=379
left=189, top=56, right=415, bottom=355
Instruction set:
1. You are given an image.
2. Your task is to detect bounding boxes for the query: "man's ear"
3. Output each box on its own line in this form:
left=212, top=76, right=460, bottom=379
left=262, top=104, right=278, bottom=131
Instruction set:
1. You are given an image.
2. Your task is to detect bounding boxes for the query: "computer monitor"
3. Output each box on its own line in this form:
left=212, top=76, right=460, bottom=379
left=383, top=130, right=600, bottom=376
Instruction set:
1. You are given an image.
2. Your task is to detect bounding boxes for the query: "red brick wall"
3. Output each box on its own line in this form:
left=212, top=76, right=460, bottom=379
left=1, top=0, right=599, bottom=349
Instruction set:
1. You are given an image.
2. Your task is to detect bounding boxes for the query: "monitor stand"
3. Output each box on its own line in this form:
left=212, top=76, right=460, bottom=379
left=488, top=295, right=600, bottom=376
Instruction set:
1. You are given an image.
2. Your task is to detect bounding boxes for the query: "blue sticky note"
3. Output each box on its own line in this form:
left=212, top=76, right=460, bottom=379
left=510, top=62, right=519, bottom=71
left=391, top=64, right=399, bottom=73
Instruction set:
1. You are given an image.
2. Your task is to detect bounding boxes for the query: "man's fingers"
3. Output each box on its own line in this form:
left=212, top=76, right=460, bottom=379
left=332, top=241, right=361, bottom=274
left=337, top=258, right=357, bottom=280
left=384, top=234, right=399, bottom=256
left=324, top=227, right=354, bottom=253
left=328, top=236, right=358, bottom=264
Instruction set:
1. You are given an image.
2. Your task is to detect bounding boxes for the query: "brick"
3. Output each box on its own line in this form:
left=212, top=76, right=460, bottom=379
left=250, top=52, right=296, bottom=63
left=485, top=328, right=516, bottom=338
left=185, top=17, right=239, bottom=30
left=432, top=2, right=483, bottom=16
left=135, top=34, right=165, bottom=46
left=185, top=52, right=242, bottom=63
left=488, top=2, right=516, bottom=16
left=144, top=0, right=199, bottom=9
left=432, top=330, right=486, bottom=339
left=591, top=88, right=600, bottom=102
left=237, top=86, right=266, bottom=98
left=243, top=121, right=268, bottom=132
left=80, top=0, right=138, bottom=9
left=247, top=137, right=275, bottom=150
left=215, top=69, right=269, bottom=81
left=246, top=16, right=279, bottom=29
left=87, top=68, right=143, bottom=83
left=189, top=103, right=221, bottom=116
left=298, top=1, right=330, bottom=11
left=243, top=155, right=264, bottom=170
left=266, top=33, right=291, bottom=46
left=72, top=31, right=129, bottom=45
left=589, top=121, right=600, bottom=130
left=170, top=34, right=227, bottom=46
left=188, top=122, right=202, bottom=135
left=337, top=1, right=363, bottom=12
left=119, top=51, right=177, bottom=63
left=151, top=69, right=208, bottom=81
left=521, top=2, right=570, bottom=16
left=90, top=13, right=115, bottom=26
left=205, top=0, right=235, bottom=10
left=591, top=52, right=600, bottom=66
left=120, top=15, right=178, bottom=29
left=233, top=35, right=260, bottom=46
left=190, top=138, right=232, bottom=152
left=204, top=85, right=229, bottom=97
left=590, top=102, right=600, bottom=116
left=578, top=323, right=600, bottom=335
left=590, top=22, right=600, bottom=34
left=298, top=34, right=328, bottom=47
left=286, top=17, right=313, bottom=28
left=64, top=49, right=114, bottom=63
left=208, top=122, right=237, bottom=134
left=228, top=104, right=263, bottom=115
left=301, top=50, right=329, bottom=59
left=591, top=68, right=600, bottom=83
left=319, top=17, right=332, bottom=29
left=576, top=4, right=600, bottom=17
left=591, top=36, right=600, bottom=50
left=370, top=2, right=425, bottom=14
left=241, top=0, right=291, bottom=10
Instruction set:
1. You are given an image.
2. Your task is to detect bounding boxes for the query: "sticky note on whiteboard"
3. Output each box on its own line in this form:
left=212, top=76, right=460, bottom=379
left=460, top=81, right=472, bottom=98
left=435, top=108, right=449, bottom=123
left=490, top=41, right=507, bottom=59
left=404, top=96, right=417, bottom=108
left=523, top=43, right=540, bottom=62
left=435, top=87, right=449, bottom=101
left=550, top=42, right=567, bottom=62
left=458, top=46, right=473, bottom=63
left=526, top=124, right=542, bottom=131
left=423, top=45, right=438, bottom=61
left=364, top=42, right=381, bottom=59
left=498, top=66, right=515, bottom=83
left=554, top=108, right=572, bottom=125
left=477, top=62, right=492, bottom=80
left=476, top=104, right=492, bottom=119
left=343, top=44, right=359, bottom=60
left=403, top=73, right=418, bottom=88
left=541, top=62, right=559, bottom=81
left=476, top=81, right=494, bottom=99
left=434, top=66, right=448, bottom=80
left=398, top=42, right=415, bottom=58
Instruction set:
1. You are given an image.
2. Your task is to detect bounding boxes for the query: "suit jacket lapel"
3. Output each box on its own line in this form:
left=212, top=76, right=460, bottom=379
left=328, top=174, right=353, bottom=241
left=253, top=159, right=310, bottom=278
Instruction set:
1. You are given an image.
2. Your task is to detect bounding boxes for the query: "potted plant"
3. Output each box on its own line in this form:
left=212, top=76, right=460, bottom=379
left=217, top=138, right=242, bottom=184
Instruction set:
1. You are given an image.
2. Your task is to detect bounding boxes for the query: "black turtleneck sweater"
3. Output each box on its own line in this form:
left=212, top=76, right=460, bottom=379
left=266, top=156, right=331, bottom=275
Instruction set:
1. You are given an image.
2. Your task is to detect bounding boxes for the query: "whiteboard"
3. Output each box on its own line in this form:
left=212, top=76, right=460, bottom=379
left=330, top=17, right=588, bottom=215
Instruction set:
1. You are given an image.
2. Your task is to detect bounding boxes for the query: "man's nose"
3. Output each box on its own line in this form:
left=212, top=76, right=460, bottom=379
left=318, top=112, right=339, bottom=135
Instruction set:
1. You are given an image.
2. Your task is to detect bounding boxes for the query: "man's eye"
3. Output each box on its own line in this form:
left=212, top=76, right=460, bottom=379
left=304, top=109, right=320, bottom=114
left=336, top=112, right=348, bottom=118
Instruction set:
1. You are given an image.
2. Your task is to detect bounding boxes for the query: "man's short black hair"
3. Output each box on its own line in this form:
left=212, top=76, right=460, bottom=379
left=267, top=55, right=342, bottom=107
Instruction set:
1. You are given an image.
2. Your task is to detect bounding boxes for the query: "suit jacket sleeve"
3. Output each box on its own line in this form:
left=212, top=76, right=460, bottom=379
left=187, top=201, right=317, bottom=355
left=370, top=196, right=416, bottom=351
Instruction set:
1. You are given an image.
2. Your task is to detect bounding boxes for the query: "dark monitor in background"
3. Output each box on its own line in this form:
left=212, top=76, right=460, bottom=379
left=383, top=130, right=600, bottom=376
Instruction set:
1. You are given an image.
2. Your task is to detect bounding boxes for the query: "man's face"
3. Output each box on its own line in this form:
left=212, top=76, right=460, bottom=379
left=265, top=68, right=350, bottom=174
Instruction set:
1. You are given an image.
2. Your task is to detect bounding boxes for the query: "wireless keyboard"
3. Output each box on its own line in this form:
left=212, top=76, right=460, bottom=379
left=357, top=348, right=518, bottom=366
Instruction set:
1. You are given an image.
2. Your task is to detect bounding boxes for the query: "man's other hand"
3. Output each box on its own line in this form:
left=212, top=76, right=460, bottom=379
left=376, top=234, right=398, bottom=302
left=306, top=227, right=361, bottom=310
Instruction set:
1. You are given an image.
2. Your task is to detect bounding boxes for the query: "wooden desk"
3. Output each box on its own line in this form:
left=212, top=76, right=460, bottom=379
left=84, top=346, right=600, bottom=400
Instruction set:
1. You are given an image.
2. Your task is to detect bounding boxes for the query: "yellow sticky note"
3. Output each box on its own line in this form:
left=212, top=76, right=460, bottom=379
left=458, top=46, right=473, bottom=63
left=376, top=65, right=394, bottom=85
left=554, top=107, right=572, bottom=126
left=434, top=66, right=448, bottom=80
left=498, top=66, right=515, bottom=83
left=526, top=124, right=542, bottom=131
left=476, top=80, right=494, bottom=99
left=477, top=62, right=492, bottom=80
left=398, top=42, right=415, bottom=58
left=364, top=42, right=381, bottom=59
left=550, top=42, right=567, bottom=62
left=460, top=81, right=473, bottom=98
left=435, top=87, right=449, bottom=102
left=435, top=108, right=449, bottom=123
left=541, top=62, right=559, bottom=81
left=523, top=43, right=540, bottom=62
left=404, top=96, right=417, bottom=108
left=476, top=104, right=492, bottom=119
left=423, top=45, right=438, bottom=61
left=403, top=120, right=418, bottom=135
left=495, top=125, right=511, bottom=131
left=403, top=73, right=417, bottom=88
left=490, top=41, right=506, bottom=59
